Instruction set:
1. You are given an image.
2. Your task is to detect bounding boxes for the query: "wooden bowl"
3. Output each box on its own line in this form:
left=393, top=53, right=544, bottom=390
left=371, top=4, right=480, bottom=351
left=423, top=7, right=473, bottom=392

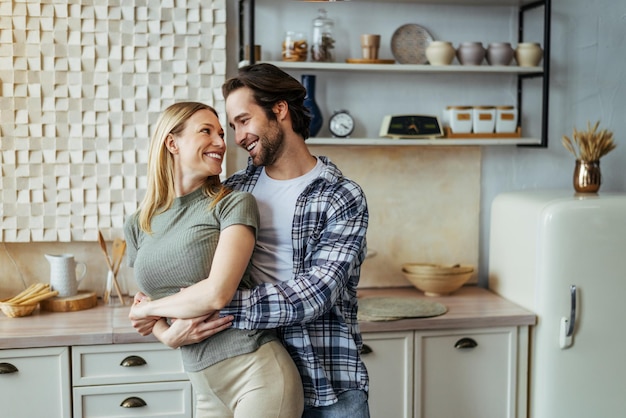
left=0, top=300, right=38, bottom=318
left=401, top=267, right=474, bottom=297
left=402, top=263, right=474, bottom=275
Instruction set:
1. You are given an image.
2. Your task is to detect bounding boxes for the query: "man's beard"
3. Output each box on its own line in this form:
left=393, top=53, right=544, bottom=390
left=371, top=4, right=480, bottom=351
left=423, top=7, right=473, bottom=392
left=253, top=121, right=284, bottom=167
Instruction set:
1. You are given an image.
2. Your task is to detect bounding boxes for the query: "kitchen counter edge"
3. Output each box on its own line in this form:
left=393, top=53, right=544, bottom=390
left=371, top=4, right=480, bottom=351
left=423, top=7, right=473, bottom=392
left=0, top=286, right=535, bottom=349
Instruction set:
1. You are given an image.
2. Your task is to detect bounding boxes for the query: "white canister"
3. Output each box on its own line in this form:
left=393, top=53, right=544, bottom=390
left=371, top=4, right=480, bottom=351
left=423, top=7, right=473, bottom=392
left=495, top=106, right=518, bottom=133
left=473, top=106, right=496, bottom=133
left=447, top=106, right=473, bottom=133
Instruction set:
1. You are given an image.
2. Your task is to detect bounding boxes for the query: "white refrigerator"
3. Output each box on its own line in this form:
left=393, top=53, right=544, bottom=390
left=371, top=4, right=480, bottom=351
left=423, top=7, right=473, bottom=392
left=488, top=190, right=626, bottom=418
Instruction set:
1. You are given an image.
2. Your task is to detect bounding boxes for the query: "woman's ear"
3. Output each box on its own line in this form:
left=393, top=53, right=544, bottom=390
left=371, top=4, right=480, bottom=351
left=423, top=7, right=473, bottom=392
left=165, top=134, right=178, bottom=154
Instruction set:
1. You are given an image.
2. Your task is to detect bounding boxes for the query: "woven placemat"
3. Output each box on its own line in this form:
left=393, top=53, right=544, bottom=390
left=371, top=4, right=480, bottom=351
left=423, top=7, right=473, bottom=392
left=358, top=296, right=448, bottom=322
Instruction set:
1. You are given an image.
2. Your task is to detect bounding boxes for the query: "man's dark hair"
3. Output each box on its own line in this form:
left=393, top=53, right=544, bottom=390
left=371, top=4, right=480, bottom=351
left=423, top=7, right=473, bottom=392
left=222, top=63, right=312, bottom=139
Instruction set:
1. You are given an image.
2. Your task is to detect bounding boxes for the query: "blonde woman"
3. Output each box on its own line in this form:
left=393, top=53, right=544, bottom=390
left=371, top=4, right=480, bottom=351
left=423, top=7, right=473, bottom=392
left=125, top=102, right=303, bottom=418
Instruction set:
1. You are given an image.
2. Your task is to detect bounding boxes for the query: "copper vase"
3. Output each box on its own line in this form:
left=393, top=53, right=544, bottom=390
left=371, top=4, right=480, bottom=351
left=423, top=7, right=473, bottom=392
left=573, top=159, right=601, bottom=193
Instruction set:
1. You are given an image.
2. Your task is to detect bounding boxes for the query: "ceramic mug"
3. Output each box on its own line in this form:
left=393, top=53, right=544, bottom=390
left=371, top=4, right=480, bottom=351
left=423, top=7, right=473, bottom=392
left=46, top=253, right=87, bottom=298
left=361, top=34, right=381, bottom=60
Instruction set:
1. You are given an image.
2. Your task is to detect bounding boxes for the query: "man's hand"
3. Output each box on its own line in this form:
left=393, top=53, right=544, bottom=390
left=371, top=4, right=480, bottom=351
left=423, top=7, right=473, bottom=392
left=158, top=312, right=234, bottom=349
left=129, top=292, right=160, bottom=336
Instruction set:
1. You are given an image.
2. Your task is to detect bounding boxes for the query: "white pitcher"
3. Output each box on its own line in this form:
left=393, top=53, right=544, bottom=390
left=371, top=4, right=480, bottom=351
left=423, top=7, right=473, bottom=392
left=45, top=253, right=87, bottom=298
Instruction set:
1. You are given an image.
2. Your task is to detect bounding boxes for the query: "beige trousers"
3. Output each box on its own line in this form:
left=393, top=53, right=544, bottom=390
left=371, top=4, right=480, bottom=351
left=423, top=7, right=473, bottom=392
left=187, top=340, right=304, bottom=418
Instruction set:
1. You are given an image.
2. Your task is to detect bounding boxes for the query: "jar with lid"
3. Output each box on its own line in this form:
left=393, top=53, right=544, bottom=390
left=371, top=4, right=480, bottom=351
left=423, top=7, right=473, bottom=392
left=282, top=31, right=308, bottom=62
left=310, top=9, right=335, bottom=62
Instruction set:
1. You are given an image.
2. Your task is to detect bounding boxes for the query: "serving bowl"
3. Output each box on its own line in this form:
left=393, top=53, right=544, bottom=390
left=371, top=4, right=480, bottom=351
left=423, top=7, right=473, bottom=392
left=401, top=263, right=474, bottom=296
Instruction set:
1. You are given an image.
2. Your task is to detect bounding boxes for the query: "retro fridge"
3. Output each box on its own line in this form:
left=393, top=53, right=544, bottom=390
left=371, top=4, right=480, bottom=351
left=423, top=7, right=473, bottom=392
left=488, top=190, right=626, bottom=418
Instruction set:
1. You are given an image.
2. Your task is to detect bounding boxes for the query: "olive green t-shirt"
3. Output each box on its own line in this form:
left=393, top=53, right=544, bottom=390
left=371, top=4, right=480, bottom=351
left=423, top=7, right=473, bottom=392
left=124, top=187, right=276, bottom=372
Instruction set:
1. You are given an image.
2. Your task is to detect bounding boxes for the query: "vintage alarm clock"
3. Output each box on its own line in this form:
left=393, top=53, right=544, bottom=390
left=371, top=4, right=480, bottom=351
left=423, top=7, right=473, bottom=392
left=329, top=110, right=355, bottom=138
left=379, top=114, right=444, bottom=139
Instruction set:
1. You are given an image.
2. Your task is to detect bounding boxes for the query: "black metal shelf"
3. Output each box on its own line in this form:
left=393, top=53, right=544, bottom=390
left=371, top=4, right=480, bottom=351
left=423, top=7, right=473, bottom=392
left=238, top=0, right=551, bottom=148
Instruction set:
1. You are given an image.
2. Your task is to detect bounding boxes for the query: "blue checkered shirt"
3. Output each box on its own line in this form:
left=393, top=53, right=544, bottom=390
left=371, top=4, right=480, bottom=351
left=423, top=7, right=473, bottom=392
left=222, top=156, right=369, bottom=407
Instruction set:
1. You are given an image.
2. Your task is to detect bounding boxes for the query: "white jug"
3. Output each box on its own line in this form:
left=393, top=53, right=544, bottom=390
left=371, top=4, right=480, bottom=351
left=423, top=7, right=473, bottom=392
left=45, top=253, right=87, bottom=298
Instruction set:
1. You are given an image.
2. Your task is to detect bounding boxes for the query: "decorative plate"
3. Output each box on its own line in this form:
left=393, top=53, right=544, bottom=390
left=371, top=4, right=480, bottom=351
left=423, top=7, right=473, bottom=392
left=391, top=23, right=434, bottom=64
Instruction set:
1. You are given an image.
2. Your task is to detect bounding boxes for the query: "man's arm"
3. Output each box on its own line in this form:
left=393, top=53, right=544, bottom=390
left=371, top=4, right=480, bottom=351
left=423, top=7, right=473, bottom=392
left=222, top=182, right=368, bottom=329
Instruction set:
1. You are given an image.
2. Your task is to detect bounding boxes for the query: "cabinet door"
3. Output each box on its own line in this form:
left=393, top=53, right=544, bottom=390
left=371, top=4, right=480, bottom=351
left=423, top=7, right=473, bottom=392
left=73, top=381, right=193, bottom=418
left=0, top=346, right=71, bottom=418
left=361, top=331, right=413, bottom=418
left=72, top=342, right=187, bottom=386
left=415, top=327, right=517, bottom=418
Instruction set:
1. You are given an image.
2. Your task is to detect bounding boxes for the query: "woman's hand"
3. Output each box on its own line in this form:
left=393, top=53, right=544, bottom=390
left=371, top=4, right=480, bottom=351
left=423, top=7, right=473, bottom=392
left=157, top=312, right=234, bottom=349
left=129, top=292, right=160, bottom=336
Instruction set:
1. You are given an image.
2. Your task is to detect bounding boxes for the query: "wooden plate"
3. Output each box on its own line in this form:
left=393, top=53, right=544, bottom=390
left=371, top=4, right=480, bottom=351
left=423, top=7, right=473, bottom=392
left=346, top=58, right=395, bottom=64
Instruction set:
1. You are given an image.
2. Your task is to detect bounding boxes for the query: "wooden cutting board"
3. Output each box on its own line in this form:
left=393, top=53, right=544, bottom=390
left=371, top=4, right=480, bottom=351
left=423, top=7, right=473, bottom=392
left=40, top=291, right=98, bottom=312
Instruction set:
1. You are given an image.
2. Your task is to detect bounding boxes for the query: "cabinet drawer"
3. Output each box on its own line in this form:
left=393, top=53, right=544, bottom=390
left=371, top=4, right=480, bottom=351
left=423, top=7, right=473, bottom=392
left=73, top=381, right=193, bottom=418
left=72, top=342, right=187, bottom=386
left=415, top=327, right=517, bottom=418
left=0, top=346, right=71, bottom=418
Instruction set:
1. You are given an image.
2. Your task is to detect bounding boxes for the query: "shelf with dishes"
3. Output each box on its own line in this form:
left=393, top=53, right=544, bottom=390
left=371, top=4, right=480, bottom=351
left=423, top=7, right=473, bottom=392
left=238, top=0, right=551, bottom=147
left=238, top=60, right=544, bottom=75
left=306, top=136, right=541, bottom=147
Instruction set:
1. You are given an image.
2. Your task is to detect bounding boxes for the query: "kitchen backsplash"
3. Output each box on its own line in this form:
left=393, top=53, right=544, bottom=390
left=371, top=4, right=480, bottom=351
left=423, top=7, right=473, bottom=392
left=1, top=145, right=481, bottom=298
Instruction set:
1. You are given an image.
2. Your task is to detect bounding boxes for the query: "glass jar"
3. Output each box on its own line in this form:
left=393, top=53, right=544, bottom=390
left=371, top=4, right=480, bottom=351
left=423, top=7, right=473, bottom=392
left=310, top=9, right=335, bottom=62
left=282, top=31, right=308, bottom=62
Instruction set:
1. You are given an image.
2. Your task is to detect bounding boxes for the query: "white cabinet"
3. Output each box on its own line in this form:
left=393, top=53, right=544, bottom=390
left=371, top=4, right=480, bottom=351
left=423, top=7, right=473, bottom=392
left=415, top=327, right=519, bottom=418
left=239, top=0, right=550, bottom=147
left=363, top=326, right=528, bottom=418
left=0, top=346, right=72, bottom=418
left=72, top=342, right=193, bottom=418
left=361, top=331, right=414, bottom=418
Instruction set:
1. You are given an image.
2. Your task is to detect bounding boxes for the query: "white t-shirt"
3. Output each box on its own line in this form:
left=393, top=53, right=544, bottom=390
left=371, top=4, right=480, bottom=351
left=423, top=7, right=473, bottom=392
left=250, top=158, right=324, bottom=284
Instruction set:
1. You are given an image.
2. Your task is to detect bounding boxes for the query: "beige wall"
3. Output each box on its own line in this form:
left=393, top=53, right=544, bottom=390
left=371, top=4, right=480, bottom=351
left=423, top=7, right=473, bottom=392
left=229, top=144, right=481, bottom=288
left=0, top=1, right=481, bottom=300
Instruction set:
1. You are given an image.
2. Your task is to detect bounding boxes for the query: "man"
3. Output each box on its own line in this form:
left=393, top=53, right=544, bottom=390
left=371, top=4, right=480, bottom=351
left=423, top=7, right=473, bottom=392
left=130, top=63, right=370, bottom=416
left=220, top=63, right=370, bottom=417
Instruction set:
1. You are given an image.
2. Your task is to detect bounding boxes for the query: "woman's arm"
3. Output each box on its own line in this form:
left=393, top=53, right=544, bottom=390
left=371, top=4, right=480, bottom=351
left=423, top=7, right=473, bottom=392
left=129, top=223, right=256, bottom=321
left=151, top=313, right=234, bottom=349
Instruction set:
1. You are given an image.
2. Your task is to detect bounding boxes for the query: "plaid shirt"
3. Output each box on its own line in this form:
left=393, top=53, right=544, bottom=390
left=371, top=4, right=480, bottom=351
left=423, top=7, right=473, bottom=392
left=222, top=156, right=369, bottom=407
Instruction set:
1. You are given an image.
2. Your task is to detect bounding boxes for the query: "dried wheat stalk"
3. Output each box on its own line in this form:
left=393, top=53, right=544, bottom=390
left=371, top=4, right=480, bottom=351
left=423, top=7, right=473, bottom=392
left=562, top=120, right=617, bottom=161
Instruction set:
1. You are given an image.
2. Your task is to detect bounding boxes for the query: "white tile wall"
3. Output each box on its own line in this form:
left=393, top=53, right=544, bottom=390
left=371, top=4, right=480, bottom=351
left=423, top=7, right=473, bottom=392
left=0, top=0, right=227, bottom=242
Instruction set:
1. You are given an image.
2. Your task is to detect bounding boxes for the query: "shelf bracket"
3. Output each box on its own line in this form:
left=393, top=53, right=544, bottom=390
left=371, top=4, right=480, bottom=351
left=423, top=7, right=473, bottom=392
left=517, top=0, right=551, bottom=148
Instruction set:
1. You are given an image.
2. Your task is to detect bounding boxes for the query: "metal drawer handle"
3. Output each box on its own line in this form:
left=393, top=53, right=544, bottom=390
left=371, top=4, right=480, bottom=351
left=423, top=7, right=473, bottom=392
left=120, top=355, right=147, bottom=367
left=361, top=344, right=373, bottom=355
left=0, top=362, right=19, bottom=374
left=454, top=337, right=478, bottom=349
left=120, top=396, right=147, bottom=408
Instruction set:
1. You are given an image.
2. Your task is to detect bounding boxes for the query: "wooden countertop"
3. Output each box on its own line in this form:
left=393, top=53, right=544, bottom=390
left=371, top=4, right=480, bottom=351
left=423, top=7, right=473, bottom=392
left=0, top=287, right=535, bottom=350
left=357, top=286, right=536, bottom=333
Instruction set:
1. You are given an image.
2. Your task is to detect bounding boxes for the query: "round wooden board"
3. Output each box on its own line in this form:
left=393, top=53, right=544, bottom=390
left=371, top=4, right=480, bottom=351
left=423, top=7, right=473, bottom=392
left=40, top=291, right=98, bottom=312
left=346, top=58, right=395, bottom=64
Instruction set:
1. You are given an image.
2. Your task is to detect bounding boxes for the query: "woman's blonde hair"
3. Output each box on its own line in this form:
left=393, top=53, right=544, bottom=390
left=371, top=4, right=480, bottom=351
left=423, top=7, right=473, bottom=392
left=138, top=102, right=231, bottom=233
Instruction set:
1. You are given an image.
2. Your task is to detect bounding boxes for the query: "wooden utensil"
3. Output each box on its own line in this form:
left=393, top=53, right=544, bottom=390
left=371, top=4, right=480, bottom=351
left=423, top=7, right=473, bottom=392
left=111, top=238, right=127, bottom=277
left=98, top=231, right=125, bottom=305
left=110, top=239, right=127, bottom=306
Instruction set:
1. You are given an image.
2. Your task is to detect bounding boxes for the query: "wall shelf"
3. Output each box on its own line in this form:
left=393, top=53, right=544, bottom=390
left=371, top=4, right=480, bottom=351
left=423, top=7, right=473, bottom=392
left=238, top=60, right=544, bottom=75
left=239, top=0, right=551, bottom=148
left=306, top=137, right=541, bottom=146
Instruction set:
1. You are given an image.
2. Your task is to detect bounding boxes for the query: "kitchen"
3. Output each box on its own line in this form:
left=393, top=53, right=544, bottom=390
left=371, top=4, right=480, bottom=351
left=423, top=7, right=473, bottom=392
left=1, top=0, right=625, bottom=417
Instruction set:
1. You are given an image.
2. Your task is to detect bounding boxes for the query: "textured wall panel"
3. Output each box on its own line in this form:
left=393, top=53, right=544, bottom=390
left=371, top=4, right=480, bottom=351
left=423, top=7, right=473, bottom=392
left=0, top=0, right=226, bottom=241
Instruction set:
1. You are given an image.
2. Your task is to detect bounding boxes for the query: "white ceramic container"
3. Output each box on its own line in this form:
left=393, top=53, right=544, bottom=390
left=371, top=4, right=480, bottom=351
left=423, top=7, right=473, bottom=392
left=473, top=106, right=496, bottom=133
left=495, top=106, right=518, bottom=133
left=447, top=106, right=473, bottom=133
left=426, top=41, right=455, bottom=65
left=515, top=42, right=543, bottom=67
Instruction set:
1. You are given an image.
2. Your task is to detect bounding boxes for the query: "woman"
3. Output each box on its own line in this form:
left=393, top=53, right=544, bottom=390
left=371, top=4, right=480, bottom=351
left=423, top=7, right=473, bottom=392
left=124, top=102, right=303, bottom=418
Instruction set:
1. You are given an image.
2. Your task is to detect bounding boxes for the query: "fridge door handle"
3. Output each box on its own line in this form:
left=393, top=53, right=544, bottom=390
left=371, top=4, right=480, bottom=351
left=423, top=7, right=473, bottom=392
left=559, top=284, right=577, bottom=349
left=566, top=284, right=576, bottom=337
